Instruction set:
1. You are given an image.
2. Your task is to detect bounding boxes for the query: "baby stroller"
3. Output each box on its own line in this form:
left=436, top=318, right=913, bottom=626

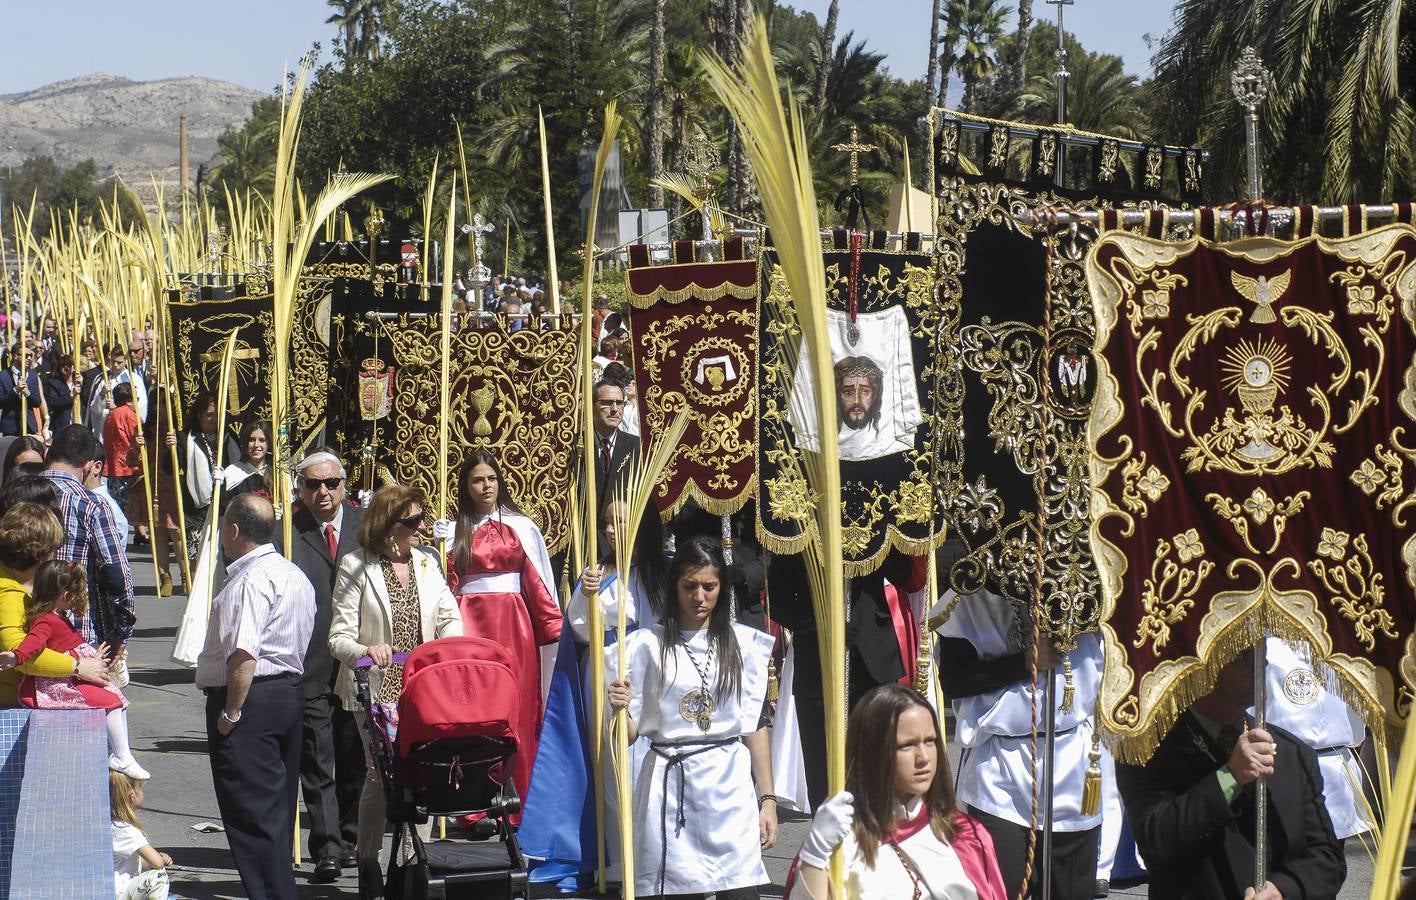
left=355, top=636, right=529, bottom=899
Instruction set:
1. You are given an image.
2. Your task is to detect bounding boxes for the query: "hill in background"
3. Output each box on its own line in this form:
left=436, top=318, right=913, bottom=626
left=0, top=73, right=263, bottom=189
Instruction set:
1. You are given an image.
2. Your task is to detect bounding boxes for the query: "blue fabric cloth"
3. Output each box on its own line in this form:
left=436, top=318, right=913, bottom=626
left=518, top=626, right=599, bottom=890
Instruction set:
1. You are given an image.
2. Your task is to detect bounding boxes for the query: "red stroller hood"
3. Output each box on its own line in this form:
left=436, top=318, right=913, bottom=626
left=397, top=637, right=521, bottom=755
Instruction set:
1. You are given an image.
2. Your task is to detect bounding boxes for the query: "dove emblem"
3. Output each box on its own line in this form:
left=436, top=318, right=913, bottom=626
left=1230, top=269, right=1291, bottom=323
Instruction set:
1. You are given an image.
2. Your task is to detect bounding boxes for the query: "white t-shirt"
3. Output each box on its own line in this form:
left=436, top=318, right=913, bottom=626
left=112, top=820, right=148, bottom=894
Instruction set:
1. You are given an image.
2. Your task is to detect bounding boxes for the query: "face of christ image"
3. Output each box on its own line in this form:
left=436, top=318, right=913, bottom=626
left=835, top=356, right=884, bottom=432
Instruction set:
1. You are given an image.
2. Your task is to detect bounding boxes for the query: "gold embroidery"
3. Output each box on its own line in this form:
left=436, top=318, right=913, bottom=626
left=988, top=126, right=1010, bottom=169
left=1353, top=428, right=1416, bottom=524
left=1309, top=531, right=1396, bottom=651
left=1144, top=147, right=1164, bottom=190
left=1204, top=488, right=1310, bottom=555
left=1097, top=141, right=1120, bottom=183
left=1230, top=269, right=1292, bottom=324
left=1134, top=530, right=1214, bottom=655
left=1328, top=256, right=1402, bottom=328
left=1121, top=452, right=1170, bottom=516
left=1036, top=136, right=1057, bottom=178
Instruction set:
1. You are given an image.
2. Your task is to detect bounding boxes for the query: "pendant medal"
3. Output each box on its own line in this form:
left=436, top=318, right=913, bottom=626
left=680, top=689, right=714, bottom=732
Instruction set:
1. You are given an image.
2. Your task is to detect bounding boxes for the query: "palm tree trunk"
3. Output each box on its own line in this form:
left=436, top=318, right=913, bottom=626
left=725, top=0, right=757, bottom=215
left=938, top=0, right=962, bottom=107
left=646, top=0, right=666, bottom=208
left=1010, top=0, right=1034, bottom=87
left=814, top=0, right=839, bottom=108
left=927, top=0, right=943, bottom=107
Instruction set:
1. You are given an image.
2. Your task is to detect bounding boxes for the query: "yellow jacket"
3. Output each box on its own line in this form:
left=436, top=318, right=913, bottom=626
left=0, top=570, right=77, bottom=706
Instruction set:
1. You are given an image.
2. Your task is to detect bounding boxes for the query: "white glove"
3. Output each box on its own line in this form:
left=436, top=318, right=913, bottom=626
left=798, top=790, right=854, bottom=869
left=432, top=519, right=456, bottom=543
left=356, top=489, right=373, bottom=507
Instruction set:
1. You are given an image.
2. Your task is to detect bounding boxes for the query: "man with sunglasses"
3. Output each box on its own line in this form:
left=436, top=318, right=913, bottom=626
left=286, top=449, right=365, bottom=882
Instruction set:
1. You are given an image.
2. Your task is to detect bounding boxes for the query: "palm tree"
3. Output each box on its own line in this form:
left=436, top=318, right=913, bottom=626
left=814, top=0, right=840, bottom=108
left=208, top=125, right=276, bottom=199
left=1009, top=0, right=1034, bottom=87
left=1151, top=0, right=1416, bottom=203
left=326, top=0, right=390, bottom=67
left=927, top=0, right=943, bottom=105
left=647, top=0, right=667, bottom=207
left=936, top=0, right=964, bottom=106
left=950, top=0, right=1013, bottom=112
left=1017, top=44, right=1149, bottom=138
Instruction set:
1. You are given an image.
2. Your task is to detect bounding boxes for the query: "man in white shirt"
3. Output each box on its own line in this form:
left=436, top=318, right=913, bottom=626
left=938, top=588, right=1104, bottom=900
left=87, top=345, right=147, bottom=439
left=197, top=494, right=317, bottom=900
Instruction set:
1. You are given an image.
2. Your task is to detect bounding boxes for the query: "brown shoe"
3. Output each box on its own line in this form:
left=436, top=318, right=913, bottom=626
left=158, top=573, right=173, bottom=598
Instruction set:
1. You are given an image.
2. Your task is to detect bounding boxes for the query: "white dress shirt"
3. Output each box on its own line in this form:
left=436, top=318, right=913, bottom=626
left=195, top=544, right=317, bottom=688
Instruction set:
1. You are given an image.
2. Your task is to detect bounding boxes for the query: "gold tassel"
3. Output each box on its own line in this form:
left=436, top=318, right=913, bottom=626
left=1081, top=735, right=1102, bottom=816
left=767, top=657, right=780, bottom=703
left=1060, top=655, right=1075, bottom=713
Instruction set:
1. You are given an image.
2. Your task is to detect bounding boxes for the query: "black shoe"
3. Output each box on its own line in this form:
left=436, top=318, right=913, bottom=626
left=339, top=851, right=358, bottom=869
left=312, top=857, right=340, bottom=883
left=1095, top=878, right=1110, bottom=898
left=359, top=860, right=384, bottom=899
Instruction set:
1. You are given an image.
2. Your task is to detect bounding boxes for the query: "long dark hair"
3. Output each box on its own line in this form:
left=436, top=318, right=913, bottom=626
left=658, top=535, right=742, bottom=700
left=451, top=448, right=527, bottom=575
left=845, top=684, right=957, bottom=866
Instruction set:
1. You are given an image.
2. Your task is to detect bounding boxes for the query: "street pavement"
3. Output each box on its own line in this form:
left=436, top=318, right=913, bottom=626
left=120, top=543, right=1376, bottom=899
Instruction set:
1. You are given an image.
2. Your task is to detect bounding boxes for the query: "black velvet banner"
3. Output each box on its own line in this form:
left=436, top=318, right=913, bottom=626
left=756, top=232, right=947, bottom=577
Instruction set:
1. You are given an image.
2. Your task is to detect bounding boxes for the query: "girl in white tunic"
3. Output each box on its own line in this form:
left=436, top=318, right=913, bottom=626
left=787, top=684, right=1008, bottom=900
left=608, top=534, right=778, bottom=899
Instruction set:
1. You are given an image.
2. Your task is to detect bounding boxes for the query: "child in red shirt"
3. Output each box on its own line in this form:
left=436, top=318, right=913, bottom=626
left=0, top=560, right=148, bottom=780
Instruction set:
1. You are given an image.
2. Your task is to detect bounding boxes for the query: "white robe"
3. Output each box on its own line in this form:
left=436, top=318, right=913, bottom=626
left=938, top=589, right=1103, bottom=832
left=788, top=800, right=981, bottom=900
left=611, top=622, right=775, bottom=896
left=1262, top=637, right=1374, bottom=839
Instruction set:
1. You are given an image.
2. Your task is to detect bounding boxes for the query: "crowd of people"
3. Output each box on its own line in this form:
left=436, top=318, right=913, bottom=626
left=0, top=291, right=1370, bottom=900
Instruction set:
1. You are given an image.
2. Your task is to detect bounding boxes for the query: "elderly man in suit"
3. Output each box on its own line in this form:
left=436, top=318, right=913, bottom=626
left=1116, top=649, right=1345, bottom=900
left=288, top=448, right=366, bottom=884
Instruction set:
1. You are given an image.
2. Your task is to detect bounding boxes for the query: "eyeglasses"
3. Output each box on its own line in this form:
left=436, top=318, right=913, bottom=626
left=302, top=476, right=344, bottom=491
left=595, top=399, right=625, bottom=408
left=396, top=512, right=424, bottom=529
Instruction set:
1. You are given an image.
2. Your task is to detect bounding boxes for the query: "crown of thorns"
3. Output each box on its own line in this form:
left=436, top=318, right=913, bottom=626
left=835, top=357, right=883, bottom=379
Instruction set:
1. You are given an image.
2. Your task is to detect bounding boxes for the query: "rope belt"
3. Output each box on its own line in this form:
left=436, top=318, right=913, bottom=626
left=650, top=736, right=739, bottom=894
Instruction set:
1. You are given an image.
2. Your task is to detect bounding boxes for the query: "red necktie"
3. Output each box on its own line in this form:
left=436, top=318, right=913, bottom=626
left=601, top=437, right=612, bottom=474
left=325, top=523, right=338, bottom=559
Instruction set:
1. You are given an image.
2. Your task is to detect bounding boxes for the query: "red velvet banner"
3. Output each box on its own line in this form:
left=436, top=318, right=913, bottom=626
left=1087, top=225, right=1416, bottom=762
left=627, top=259, right=758, bottom=518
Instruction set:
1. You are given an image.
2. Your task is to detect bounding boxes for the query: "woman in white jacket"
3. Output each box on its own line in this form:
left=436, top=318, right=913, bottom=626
left=327, top=483, right=463, bottom=890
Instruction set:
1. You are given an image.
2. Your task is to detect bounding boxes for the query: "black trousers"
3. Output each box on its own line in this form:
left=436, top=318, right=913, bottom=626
left=969, top=806, right=1099, bottom=900
left=207, top=674, right=303, bottom=900
left=299, top=691, right=363, bottom=860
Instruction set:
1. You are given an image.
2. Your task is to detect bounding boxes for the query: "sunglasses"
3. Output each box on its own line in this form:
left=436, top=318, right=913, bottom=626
left=302, top=476, right=344, bottom=491
left=396, top=512, right=424, bottom=529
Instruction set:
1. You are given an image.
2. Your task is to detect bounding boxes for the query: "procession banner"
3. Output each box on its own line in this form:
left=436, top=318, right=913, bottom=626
left=1087, top=225, right=1416, bottom=762
left=382, top=318, right=580, bottom=554
left=756, top=231, right=946, bottom=577
left=165, top=294, right=275, bottom=435
left=625, top=239, right=757, bottom=518
left=930, top=114, right=1205, bottom=649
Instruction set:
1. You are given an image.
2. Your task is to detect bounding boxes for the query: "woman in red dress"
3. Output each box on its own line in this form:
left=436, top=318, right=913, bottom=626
left=438, top=449, right=562, bottom=808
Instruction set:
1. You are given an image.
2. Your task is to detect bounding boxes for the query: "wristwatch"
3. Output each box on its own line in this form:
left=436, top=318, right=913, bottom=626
left=219, top=708, right=243, bottom=726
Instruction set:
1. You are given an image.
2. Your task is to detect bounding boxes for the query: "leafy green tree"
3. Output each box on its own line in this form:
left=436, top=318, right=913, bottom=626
left=208, top=96, right=280, bottom=202
left=3, top=156, right=109, bottom=238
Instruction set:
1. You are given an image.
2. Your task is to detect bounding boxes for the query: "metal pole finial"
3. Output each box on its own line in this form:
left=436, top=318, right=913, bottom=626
left=1230, top=46, right=1270, bottom=203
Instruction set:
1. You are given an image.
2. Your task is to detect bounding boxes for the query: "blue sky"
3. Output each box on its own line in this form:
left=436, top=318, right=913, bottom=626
left=0, top=1, right=1177, bottom=96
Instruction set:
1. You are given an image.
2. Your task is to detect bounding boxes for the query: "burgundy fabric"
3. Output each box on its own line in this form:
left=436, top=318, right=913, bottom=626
left=628, top=243, right=650, bottom=267
left=626, top=259, right=757, bottom=517
left=626, top=258, right=757, bottom=301
left=1089, top=227, right=1416, bottom=756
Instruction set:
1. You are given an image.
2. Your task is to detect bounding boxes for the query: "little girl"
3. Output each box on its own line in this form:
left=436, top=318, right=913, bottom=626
left=0, top=560, right=148, bottom=779
left=110, top=770, right=171, bottom=899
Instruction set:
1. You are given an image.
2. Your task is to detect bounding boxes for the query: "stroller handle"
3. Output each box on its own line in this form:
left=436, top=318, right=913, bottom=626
left=354, top=650, right=413, bottom=670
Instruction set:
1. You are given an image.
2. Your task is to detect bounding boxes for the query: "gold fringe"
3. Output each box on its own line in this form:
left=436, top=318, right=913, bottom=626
left=1061, top=656, right=1075, bottom=714
left=652, top=475, right=757, bottom=521
left=627, top=277, right=758, bottom=308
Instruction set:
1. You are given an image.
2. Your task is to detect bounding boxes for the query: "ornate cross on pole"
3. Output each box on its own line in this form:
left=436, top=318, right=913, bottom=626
left=831, top=124, right=877, bottom=187
left=463, top=214, right=496, bottom=287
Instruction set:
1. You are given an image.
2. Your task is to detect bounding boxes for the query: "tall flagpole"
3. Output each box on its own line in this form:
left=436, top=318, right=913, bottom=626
left=1230, top=45, right=1271, bottom=893
left=1037, top=5, right=1073, bottom=898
